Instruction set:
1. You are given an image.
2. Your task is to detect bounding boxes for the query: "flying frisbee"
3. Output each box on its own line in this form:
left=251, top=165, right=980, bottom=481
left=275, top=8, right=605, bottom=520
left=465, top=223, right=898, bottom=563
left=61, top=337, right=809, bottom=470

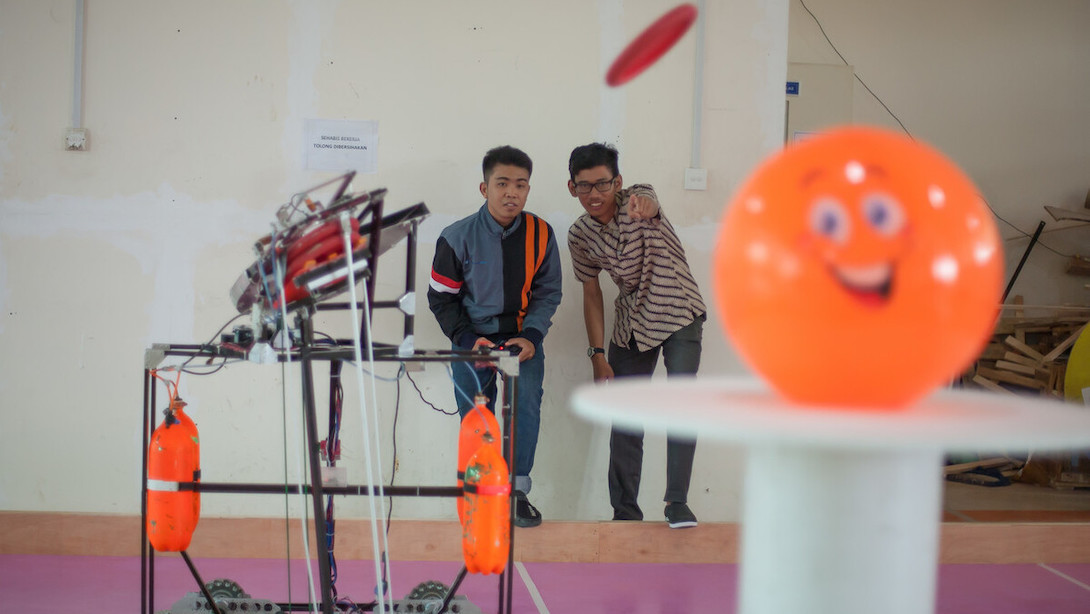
left=606, top=3, right=699, bottom=87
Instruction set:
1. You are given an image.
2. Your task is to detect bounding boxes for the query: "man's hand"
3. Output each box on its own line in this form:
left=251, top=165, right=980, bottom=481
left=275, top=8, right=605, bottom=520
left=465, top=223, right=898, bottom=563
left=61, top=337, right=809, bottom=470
left=502, top=337, right=536, bottom=362
left=591, top=353, right=614, bottom=382
left=471, top=337, right=496, bottom=368
left=627, top=193, right=659, bottom=221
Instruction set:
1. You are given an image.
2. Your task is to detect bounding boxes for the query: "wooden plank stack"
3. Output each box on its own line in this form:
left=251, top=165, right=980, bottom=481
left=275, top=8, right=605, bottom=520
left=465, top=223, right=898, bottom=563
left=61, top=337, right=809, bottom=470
left=963, top=297, right=1090, bottom=398
left=957, top=298, right=1090, bottom=489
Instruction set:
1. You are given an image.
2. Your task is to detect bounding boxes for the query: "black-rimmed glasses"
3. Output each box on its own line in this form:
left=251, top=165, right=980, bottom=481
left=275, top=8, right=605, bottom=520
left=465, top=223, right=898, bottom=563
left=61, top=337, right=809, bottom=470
left=573, top=177, right=616, bottom=194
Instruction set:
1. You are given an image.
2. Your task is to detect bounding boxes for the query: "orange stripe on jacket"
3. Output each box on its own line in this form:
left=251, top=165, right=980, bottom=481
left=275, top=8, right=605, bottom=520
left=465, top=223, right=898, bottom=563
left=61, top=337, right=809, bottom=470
left=517, top=215, right=549, bottom=330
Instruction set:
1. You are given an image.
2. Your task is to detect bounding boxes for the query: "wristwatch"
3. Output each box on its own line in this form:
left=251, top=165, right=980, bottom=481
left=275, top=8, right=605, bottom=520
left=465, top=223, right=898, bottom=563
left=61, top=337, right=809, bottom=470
left=587, top=347, right=605, bottom=358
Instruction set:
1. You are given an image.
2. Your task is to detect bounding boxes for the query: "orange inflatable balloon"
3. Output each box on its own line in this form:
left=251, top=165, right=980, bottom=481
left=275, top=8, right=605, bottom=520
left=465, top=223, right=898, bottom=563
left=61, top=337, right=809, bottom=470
left=713, top=126, right=1002, bottom=408
left=147, top=399, right=201, bottom=551
left=461, top=440, right=511, bottom=575
left=456, top=403, right=502, bottom=523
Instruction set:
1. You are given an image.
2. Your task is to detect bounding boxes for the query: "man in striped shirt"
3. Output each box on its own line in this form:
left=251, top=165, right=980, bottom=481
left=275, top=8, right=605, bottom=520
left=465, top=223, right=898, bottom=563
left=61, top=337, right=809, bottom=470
left=566, top=143, right=706, bottom=529
left=428, top=145, right=563, bottom=528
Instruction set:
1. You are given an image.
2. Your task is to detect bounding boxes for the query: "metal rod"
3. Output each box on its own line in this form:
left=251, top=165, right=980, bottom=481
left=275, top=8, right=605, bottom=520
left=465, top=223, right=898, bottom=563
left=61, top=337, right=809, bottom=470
left=182, top=482, right=461, bottom=497
left=141, top=369, right=151, bottom=614
left=404, top=221, right=419, bottom=341
left=440, top=566, right=469, bottom=613
left=180, top=550, right=225, bottom=614
left=503, top=371, right=518, bottom=614
left=1002, top=220, right=1046, bottom=302
left=299, top=316, right=335, bottom=614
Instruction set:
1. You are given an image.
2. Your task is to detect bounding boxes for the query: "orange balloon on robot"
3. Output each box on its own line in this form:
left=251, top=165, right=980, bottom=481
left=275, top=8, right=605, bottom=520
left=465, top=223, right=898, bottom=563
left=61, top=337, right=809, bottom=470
left=456, top=402, right=502, bottom=523
left=461, top=440, right=511, bottom=575
left=713, top=126, right=1002, bottom=409
left=147, top=398, right=201, bottom=551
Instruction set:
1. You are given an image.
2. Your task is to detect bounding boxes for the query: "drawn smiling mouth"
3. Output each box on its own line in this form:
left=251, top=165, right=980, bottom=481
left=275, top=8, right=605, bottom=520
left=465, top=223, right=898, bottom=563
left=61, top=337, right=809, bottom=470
left=832, top=262, right=894, bottom=306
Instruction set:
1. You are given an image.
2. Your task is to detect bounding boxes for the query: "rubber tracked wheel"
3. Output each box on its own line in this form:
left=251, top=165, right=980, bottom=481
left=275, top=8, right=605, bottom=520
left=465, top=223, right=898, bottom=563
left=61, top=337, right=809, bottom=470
left=406, top=580, right=450, bottom=601
left=205, top=578, right=250, bottom=599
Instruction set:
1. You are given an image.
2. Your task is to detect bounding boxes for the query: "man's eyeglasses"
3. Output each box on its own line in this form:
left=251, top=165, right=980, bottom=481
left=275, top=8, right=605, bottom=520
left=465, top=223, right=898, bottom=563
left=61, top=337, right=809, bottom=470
left=573, top=177, right=616, bottom=194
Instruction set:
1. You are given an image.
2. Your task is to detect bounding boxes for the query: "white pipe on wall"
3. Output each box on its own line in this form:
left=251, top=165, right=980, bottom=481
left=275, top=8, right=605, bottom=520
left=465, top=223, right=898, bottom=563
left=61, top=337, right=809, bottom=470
left=690, top=0, right=706, bottom=168
left=72, top=0, right=84, bottom=130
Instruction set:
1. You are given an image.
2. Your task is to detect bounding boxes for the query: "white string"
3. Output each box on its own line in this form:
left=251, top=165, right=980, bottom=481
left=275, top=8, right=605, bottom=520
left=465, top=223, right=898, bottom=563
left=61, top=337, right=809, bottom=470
left=273, top=240, right=320, bottom=613
left=360, top=273, right=395, bottom=596
left=339, top=214, right=391, bottom=611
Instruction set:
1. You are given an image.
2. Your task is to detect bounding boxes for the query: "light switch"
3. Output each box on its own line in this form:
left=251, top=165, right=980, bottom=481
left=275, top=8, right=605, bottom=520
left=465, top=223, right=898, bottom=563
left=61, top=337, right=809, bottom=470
left=684, top=168, right=707, bottom=191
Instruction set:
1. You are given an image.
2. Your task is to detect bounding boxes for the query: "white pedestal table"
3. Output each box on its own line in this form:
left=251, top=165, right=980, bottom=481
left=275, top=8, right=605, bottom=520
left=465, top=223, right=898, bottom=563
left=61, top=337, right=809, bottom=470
left=571, top=376, right=1090, bottom=614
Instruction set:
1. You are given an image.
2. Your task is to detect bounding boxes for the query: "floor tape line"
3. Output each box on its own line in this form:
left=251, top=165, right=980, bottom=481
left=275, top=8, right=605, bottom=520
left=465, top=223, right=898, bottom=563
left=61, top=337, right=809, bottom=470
left=1039, top=563, right=1090, bottom=593
left=515, top=561, right=550, bottom=614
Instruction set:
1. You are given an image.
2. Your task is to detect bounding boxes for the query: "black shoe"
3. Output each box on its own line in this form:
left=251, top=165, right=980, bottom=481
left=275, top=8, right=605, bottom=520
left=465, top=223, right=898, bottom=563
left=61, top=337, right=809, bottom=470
left=664, top=502, right=698, bottom=529
left=514, top=495, right=542, bottom=528
left=612, top=510, right=644, bottom=521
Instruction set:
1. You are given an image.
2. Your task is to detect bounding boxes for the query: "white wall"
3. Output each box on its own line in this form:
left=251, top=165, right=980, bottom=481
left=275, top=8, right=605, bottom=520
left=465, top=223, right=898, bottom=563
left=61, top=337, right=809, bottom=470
left=0, top=0, right=784, bottom=522
left=789, top=0, right=1090, bottom=307
left=1, top=0, right=1085, bottom=525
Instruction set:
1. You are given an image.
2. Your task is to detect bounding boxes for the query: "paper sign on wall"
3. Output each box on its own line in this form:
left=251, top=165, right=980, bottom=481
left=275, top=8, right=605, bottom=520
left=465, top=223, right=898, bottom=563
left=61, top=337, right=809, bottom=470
left=305, top=119, right=377, bottom=172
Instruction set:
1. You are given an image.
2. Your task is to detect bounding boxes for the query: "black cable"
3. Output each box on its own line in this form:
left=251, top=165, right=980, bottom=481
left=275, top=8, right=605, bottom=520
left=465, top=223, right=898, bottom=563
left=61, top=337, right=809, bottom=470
left=797, top=0, right=910, bottom=136
left=387, top=364, right=403, bottom=528
left=179, top=356, right=230, bottom=376
left=405, top=370, right=459, bottom=415
left=181, top=313, right=246, bottom=369
left=797, top=0, right=1075, bottom=261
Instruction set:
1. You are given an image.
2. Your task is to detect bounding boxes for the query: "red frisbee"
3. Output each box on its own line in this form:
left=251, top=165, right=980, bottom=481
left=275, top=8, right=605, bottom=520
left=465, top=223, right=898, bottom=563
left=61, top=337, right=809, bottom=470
left=606, top=3, right=699, bottom=87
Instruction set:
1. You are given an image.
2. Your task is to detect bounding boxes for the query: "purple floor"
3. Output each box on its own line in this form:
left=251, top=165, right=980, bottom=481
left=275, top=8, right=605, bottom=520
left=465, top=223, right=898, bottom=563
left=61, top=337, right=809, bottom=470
left=3, top=554, right=1089, bottom=613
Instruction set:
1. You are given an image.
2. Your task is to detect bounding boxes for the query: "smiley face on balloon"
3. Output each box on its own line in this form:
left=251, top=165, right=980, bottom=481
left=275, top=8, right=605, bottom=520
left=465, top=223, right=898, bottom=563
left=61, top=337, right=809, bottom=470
left=714, top=127, right=1002, bottom=409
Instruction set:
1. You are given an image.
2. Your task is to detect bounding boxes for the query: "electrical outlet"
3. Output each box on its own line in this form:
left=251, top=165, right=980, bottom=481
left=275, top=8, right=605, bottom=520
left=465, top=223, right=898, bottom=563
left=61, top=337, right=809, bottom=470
left=65, top=128, right=88, bottom=151
left=684, top=167, right=707, bottom=191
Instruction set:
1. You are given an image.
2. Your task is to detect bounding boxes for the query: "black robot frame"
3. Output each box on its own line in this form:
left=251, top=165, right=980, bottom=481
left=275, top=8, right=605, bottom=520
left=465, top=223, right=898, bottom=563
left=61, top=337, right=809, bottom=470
left=139, top=185, right=521, bottom=614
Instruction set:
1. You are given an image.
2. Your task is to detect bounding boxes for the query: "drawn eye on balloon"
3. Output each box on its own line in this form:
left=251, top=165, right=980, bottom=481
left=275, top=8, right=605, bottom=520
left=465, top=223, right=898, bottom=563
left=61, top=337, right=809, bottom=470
left=809, top=198, right=850, bottom=244
left=861, top=193, right=905, bottom=236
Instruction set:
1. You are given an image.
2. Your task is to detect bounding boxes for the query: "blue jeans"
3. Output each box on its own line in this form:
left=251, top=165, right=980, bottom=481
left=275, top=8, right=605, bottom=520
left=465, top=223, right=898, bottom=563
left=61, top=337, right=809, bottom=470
left=451, top=344, right=543, bottom=496
left=607, top=316, right=703, bottom=519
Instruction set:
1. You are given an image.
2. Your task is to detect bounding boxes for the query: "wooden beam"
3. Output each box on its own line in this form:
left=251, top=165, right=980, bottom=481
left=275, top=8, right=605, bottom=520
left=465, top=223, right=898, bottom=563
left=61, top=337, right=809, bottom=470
left=971, top=374, right=1013, bottom=394
left=943, top=458, right=1012, bottom=475
left=995, top=360, right=1038, bottom=377
left=1065, top=255, right=1090, bottom=277
left=1042, top=322, right=1088, bottom=363
left=1045, top=204, right=1090, bottom=223
left=977, top=366, right=1046, bottom=390
left=1003, top=336, right=1046, bottom=363
left=5, top=512, right=1090, bottom=564
left=1002, top=351, right=1039, bottom=368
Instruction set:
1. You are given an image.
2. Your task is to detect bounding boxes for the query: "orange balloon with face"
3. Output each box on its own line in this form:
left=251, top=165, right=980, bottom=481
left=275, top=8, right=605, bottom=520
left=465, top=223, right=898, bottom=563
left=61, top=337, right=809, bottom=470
left=714, top=127, right=1002, bottom=409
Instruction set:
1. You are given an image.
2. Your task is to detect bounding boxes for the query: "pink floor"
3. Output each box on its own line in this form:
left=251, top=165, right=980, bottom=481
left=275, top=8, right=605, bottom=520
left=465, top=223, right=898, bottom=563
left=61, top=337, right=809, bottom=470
left=2, top=554, right=1089, bottom=613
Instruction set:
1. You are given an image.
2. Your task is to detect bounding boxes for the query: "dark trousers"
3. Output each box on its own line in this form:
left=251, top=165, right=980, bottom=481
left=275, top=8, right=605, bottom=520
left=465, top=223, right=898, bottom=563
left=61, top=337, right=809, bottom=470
left=608, top=317, right=703, bottom=520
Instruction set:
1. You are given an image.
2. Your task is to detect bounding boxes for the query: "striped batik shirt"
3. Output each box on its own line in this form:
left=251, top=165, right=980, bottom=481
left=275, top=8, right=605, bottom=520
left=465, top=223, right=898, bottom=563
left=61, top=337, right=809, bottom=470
left=567, top=184, right=705, bottom=352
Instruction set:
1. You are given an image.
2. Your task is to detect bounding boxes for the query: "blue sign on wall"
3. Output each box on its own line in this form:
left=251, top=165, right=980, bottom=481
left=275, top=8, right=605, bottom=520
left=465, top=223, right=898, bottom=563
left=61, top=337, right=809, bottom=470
left=786, top=81, right=800, bottom=96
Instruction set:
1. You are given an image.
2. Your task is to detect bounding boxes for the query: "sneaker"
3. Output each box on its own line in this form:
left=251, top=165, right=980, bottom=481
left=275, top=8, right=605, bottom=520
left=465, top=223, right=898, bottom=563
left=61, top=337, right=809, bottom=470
left=664, top=502, right=698, bottom=529
left=514, top=494, right=542, bottom=528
